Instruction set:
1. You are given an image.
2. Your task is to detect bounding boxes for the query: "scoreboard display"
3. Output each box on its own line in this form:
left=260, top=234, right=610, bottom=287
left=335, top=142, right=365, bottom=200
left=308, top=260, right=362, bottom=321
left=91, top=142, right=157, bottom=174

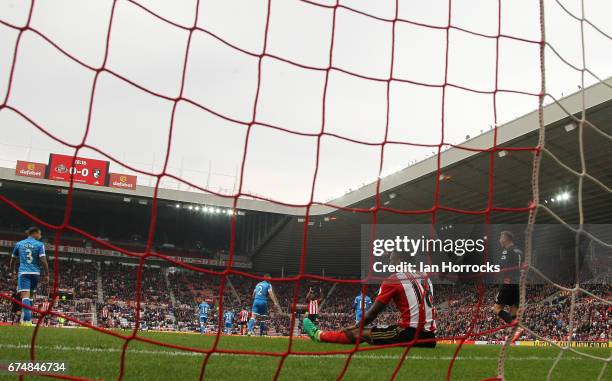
left=47, top=154, right=110, bottom=186
left=15, top=154, right=136, bottom=190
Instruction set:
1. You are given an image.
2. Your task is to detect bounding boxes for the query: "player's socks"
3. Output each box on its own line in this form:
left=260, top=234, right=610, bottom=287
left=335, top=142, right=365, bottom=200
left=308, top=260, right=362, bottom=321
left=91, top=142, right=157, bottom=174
left=247, top=318, right=255, bottom=334
left=302, top=318, right=320, bottom=342
left=511, top=327, right=524, bottom=343
left=319, top=331, right=351, bottom=344
left=497, top=310, right=513, bottom=324
left=22, top=298, right=32, bottom=322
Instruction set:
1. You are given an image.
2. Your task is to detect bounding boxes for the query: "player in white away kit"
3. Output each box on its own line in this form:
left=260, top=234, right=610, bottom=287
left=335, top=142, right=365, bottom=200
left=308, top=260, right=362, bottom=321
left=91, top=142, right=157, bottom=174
left=304, top=251, right=436, bottom=347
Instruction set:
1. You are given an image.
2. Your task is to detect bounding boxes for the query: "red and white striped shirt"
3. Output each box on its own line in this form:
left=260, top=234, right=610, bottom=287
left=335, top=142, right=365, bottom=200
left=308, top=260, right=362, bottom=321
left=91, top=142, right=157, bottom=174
left=102, top=307, right=109, bottom=318
left=239, top=309, right=249, bottom=323
left=41, top=301, right=50, bottom=311
left=375, top=272, right=436, bottom=332
left=308, top=299, right=320, bottom=315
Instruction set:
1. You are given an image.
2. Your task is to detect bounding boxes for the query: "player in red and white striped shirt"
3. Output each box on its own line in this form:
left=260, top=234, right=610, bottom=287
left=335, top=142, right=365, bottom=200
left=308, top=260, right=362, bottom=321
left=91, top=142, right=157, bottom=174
left=303, top=251, right=436, bottom=347
left=305, top=287, right=322, bottom=323
left=239, top=308, right=250, bottom=335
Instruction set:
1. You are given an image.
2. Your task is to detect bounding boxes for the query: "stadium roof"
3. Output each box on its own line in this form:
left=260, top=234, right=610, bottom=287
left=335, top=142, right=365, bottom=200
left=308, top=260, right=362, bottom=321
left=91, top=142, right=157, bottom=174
left=253, top=78, right=612, bottom=275
left=1, top=78, right=610, bottom=218
left=318, top=78, right=612, bottom=219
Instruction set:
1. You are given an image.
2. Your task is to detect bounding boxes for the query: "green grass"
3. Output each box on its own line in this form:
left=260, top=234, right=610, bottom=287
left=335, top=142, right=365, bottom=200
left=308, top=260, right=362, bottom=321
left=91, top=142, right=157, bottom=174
left=0, top=326, right=608, bottom=380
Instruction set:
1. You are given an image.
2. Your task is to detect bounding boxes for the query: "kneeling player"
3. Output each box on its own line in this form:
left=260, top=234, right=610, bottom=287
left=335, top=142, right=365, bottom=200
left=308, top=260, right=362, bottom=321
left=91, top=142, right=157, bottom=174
left=303, top=251, right=436, bottom=347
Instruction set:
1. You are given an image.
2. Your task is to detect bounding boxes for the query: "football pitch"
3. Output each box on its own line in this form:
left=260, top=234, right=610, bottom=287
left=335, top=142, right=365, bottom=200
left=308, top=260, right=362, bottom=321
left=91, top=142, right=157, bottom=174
left=0, top=326, right=608, bottom=381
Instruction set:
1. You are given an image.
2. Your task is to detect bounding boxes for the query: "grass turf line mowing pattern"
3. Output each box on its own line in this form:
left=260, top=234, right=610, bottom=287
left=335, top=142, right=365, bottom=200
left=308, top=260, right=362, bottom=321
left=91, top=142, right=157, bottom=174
left=0, top=326, right=607, bottom=380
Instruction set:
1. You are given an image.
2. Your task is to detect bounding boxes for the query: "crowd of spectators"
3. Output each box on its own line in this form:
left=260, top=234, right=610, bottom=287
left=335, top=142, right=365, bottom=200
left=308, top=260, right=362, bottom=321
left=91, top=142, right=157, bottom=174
left=435, top=283, right=610, bottom=342
left=1, top=257, right=609, bottom=342
left=49, top=260, right=97, bottom=299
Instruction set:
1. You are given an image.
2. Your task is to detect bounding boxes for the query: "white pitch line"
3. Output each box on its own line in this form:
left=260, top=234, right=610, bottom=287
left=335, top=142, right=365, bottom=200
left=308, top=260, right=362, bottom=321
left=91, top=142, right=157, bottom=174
left=0, top=344, right=593, bottom=361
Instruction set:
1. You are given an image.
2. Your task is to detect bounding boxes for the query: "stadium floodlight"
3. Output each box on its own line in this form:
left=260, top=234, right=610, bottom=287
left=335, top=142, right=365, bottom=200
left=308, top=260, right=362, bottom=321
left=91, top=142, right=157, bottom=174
left=498, top=150, right=507, bottom=158
left=389, top=193, right=396, bottom=199
left=215, top=208, right=221, bottom=214
left=558, top=192, right=570, bottom=201
left=175, top=204, right=180, bottom=208
left=188, top=205, right=193, bottom=210
left=195, top=206, right=200, bottom=211
left=564, top=122, right=577, bottom=132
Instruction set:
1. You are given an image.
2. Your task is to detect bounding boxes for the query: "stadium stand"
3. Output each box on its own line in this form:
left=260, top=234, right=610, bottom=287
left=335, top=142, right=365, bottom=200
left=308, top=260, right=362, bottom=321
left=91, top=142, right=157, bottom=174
left=2, top=243, right=609, bottom=342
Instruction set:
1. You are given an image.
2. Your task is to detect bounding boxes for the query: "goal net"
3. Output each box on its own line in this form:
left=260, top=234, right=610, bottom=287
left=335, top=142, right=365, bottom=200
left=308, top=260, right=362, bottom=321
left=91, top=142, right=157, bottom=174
left=0, top=0, right=610, bottom=380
